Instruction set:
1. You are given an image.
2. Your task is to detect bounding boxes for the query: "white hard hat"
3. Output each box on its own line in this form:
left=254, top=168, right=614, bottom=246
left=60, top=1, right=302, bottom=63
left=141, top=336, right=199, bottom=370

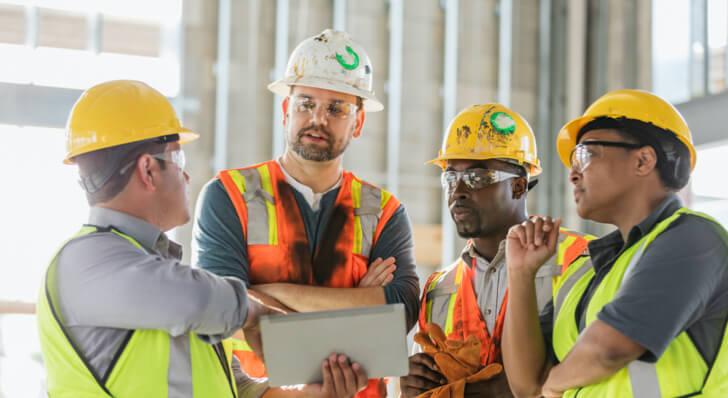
left=268, top=28, right=383, bottom=112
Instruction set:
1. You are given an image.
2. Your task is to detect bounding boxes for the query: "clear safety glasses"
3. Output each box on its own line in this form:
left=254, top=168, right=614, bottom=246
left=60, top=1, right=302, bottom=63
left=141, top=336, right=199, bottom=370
left=569, top=141, right=643, bottom=174
left=441, top=168, right=521, bottom=192
left=119, top=149, right=186, bottom=175
left=290, top=96, right=359, bottom=120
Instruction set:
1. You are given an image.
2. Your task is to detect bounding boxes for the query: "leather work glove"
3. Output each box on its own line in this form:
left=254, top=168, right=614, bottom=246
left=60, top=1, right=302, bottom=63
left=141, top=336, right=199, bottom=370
left=413, top=323, right=503, bottom=398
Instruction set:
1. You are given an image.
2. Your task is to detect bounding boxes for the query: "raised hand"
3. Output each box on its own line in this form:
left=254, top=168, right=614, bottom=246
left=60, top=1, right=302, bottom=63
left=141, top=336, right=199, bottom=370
left=506, top=216, right=562, bottom=278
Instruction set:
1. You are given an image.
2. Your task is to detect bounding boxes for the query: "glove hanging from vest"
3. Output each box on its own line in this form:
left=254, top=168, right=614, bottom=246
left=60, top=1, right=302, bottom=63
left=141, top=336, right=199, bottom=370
left=413, top=322, right=503, bottom=398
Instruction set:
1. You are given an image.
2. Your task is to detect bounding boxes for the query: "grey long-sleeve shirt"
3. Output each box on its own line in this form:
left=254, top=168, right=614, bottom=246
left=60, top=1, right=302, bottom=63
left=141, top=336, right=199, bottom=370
left=53, top=207, right=260, bottom=396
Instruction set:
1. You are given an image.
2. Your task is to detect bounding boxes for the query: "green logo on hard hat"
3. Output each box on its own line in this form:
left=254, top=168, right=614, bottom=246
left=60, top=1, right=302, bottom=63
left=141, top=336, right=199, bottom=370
left=336, top=46, right=359, bottom=70
left=490, top=112, right=516, bottom=135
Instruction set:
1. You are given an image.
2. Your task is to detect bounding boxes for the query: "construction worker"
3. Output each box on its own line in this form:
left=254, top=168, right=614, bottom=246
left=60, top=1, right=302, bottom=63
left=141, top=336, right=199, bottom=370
left=502, top=89, right=728, bottom=397
left=192, top=28, right=419, bottom=397
left=38, top=79, right=368, bottom=397
left=399, top=104, right=593, bottom=398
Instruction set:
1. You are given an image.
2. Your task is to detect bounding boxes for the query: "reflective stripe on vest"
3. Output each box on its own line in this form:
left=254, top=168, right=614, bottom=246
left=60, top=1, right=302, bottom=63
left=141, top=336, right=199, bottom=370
left=553, top=208, right=728, bottom=397
left=37, top=227, right=238, bottom=398
left=221, top=162, right=393, bottom=257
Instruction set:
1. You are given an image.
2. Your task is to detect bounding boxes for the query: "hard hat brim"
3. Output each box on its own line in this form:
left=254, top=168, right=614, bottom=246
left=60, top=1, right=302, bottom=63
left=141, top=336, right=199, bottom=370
left=425, top=153, right=543, bottom=177
left=64, top=127, right=200, bottom=165
left=268, top=77, right=384, bottom=112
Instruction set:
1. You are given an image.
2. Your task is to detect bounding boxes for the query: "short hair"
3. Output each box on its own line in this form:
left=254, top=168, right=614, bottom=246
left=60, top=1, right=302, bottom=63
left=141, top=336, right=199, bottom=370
left=578, top=117, right=691, bottom=191
left=75, top=140, right=168, bottom=205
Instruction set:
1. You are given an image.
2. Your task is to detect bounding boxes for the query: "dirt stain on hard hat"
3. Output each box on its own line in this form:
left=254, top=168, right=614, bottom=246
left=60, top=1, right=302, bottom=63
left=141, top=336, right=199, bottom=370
left=457, top=125, right=472, bottom=145
left=313, top=33, right=329, bottom=43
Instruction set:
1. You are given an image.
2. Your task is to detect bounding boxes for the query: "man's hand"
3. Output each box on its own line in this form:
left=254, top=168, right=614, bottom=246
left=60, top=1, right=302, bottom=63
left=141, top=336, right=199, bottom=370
left=400, top=353, right=447, bottom=398
left=300, top=354, right=368, bottom=398
left=506, top=216, right=562, bottom=278
left=241, top=293, right=289, bottom=361
left=464, top=372, right=514, bottom=398
left=358, top=257, right=396, bottom=287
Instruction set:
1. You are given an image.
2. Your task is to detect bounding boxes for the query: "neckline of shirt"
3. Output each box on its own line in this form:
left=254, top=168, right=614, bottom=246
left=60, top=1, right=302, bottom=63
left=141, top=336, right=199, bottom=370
left=276, top=158, right=342, bottom=211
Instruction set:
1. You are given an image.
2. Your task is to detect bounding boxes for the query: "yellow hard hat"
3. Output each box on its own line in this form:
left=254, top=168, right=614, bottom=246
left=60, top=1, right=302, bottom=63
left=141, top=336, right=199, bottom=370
left=426, top=104, right=542, bottom=176
left=64, top=80, right=199, bottom=164
left=557, top=89, right=696, bottom=170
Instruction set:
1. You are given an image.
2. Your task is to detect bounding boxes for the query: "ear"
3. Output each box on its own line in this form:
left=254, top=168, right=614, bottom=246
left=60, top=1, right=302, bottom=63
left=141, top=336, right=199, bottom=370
left=352, top=109, right=365, bottom=139
left=281, top=97, right=290, bottom=127
left=634, top=146, right=658, bottom=177
left=511, top=176, right=528, bottom=199
left=135, top=154, right=158, bottom=192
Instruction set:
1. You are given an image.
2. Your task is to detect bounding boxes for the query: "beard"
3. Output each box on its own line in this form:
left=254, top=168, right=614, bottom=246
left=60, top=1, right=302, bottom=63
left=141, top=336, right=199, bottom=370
left=451, top=201, right=484, bottom=238
left=289, top=125, right=349, bottom=161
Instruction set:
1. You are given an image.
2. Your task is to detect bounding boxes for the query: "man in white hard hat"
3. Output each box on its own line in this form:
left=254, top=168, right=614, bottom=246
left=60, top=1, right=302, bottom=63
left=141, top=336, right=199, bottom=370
left=192, top=29, right=420, bottom=397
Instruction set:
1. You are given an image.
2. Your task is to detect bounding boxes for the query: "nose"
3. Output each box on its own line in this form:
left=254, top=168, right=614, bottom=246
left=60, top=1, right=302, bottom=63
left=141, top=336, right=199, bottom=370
left=448, top=178, right=470, bottom=203
left=311, top=105, right=329, bottom=125
left=183, top=170, right=190, bottom=184
left=569, top=168, right=581, bottom=185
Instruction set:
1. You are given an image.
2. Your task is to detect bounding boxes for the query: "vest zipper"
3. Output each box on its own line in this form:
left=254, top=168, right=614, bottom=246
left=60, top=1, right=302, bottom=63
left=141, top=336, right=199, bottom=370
left=214, top=342, right=237, bottom=397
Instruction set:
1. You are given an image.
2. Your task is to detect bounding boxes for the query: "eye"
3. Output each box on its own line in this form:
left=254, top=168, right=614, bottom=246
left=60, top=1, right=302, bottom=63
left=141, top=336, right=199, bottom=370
left=328, top=103, right=346, bottom=117
left=296, top=100, right=315, bottom=112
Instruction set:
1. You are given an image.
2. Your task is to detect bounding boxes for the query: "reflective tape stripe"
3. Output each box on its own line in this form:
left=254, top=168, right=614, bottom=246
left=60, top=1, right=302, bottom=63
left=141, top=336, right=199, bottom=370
left=628, top=360, right=662, bottom=398
left=425, top=272, right=446, bottom=323
left=557, top=236, right=577, bottom=267
left=443, top=264, right=464, bottom=336
left=239, top=166, right=278, bottom=245
left=381, top=190, right=392, bottom=209
left=553, top=259, right=592, bottom=319
left=168, top=334, right=192, bottom=397
left=257, top=165, right=278, bottom=245
left=351, top=180, right=363, bottom=254
left=621, top=242, right=648, bottom=285
left=229, top=169, right=246, bottom=194
left=358, top=184, right=381, bottom=256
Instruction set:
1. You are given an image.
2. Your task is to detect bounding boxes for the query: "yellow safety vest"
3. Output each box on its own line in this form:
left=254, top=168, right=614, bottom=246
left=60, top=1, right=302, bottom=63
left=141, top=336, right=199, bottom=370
left=37, top=226, right=239, bottom=398
left=552, top=208, right=728, bottom=397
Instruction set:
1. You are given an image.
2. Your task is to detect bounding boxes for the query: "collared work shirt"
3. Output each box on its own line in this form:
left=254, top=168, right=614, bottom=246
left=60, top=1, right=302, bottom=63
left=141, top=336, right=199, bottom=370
left=53, top=207, right=265, bottom=397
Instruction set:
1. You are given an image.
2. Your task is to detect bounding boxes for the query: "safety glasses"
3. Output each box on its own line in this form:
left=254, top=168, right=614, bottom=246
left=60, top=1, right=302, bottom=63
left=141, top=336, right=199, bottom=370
left=290, top=95, right=359, bottom=120
left=441, top=168, right=521, bottom=192
left=569, top=141, right=643, bottom=173
left=119, top=149, right=186, bottom=175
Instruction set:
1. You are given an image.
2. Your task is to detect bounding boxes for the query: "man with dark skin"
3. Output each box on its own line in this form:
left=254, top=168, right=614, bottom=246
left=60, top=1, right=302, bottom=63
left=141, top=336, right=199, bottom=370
left=400, top=104, right=592, bottom=398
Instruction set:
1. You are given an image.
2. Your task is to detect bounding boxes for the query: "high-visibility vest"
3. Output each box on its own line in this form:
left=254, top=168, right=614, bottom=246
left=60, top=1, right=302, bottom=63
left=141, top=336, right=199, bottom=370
left=217, top=160, right=400, bottom=398
left=37, top=226, right=238, bottom=398
left=552, top=208, right=728, bottom=397
left=418, top=229, right=594, bottom=366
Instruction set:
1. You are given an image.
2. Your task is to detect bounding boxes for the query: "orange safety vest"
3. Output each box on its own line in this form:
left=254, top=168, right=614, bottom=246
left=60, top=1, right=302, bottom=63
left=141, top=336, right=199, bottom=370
left=418, top=229, right=593, bottom=367
left=217, top=160, right=400, bottom=397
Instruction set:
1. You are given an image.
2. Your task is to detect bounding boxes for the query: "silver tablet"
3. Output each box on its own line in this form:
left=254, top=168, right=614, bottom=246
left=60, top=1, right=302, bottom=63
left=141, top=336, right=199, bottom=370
left=259, top=303, right=409, bottom=387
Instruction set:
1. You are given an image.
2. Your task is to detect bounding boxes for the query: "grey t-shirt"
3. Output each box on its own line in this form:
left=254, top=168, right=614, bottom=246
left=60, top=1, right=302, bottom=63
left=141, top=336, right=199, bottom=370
left=53, top=207, right=260, bottom=396
left=540, top=195, right=728, bottom=365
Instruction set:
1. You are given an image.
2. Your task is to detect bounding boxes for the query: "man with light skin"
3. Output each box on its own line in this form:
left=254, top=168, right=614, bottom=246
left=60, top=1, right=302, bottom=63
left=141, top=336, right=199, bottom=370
left=502, top=89, right=728, bottom=397
left=37, top=79, right=368, bottom=398
left=193, top=29, right=420, bottom=397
